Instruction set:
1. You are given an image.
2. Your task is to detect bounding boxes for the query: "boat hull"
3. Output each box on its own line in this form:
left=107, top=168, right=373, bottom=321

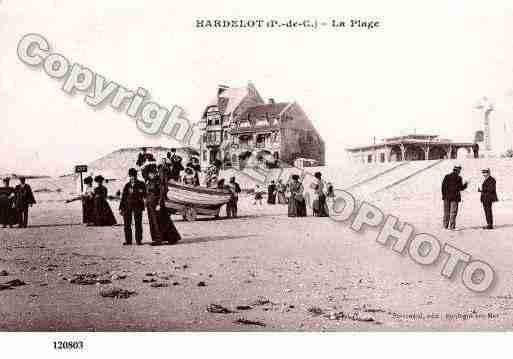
left=164, top=180, right=232, bottom=219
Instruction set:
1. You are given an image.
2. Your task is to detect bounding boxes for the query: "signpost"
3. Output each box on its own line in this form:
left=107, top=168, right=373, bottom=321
left=74, top=165, right=88, bottom=193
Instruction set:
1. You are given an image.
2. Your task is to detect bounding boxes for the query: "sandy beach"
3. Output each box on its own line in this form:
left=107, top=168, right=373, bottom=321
left=1, top=190, right=512, bottom=331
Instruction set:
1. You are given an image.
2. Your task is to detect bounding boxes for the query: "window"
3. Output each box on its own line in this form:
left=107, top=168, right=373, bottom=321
left=380, top=153, right=385, bottom=162
left=367, top=154, right=373, bottom=163
left=203, top=151, right=207, bottom=161
left=240, top=121, right=250, bottom=128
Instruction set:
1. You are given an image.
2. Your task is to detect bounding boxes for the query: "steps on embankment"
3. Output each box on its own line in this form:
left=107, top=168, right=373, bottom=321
left=219, top=162, right=403, bottom=191
left=348, top=160, right=445, bottom=199
left=375, top=158, right=513, bottom=201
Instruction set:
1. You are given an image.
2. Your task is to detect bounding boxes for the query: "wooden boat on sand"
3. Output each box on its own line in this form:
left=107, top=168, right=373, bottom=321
left=164, top=180, right=232, bottom=221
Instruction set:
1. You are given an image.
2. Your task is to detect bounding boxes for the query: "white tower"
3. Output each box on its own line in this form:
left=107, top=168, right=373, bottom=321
left=474, top=97, right=494, bottom=153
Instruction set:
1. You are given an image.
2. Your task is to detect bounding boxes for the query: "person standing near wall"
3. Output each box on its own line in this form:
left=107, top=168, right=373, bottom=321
left=478, top=168, right=498, bottom=230
left=441, top=165, right=468, bottom=230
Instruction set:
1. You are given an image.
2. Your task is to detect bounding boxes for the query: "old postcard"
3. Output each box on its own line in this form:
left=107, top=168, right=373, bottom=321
left=1, top=0, right=513, bottom=356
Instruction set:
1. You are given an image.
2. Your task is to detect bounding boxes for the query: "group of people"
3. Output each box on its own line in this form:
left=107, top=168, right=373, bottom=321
left=80, top=175, right=117, bottom=226
left=76, top=147, right=245, bottom=246
left=119, top=166, right=181, bottom=246
left=118, top=147, right=205, bottom=246
left=137, top=147, right=201, bottom=186
left=0, top=176, right=36, bottom=228
left=259, top=172, right=335, bottom=218
left=441, top=165, right=498, bottom=230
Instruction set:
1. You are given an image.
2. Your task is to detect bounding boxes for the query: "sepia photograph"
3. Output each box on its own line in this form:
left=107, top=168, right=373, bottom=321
left=1, top=0, right=513, bottom=356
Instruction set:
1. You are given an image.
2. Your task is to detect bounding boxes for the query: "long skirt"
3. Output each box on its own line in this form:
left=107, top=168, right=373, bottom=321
left=93, top=198, right=117, bottom=226
left=147, top=201, right=161, bottom=242
left=158, top=208, right=181, bottom=243
left=0, top=199, right=16, bottom=226
left=267, top=193, right=276, bottom=204
left=82, top=197, right=95, bottom=224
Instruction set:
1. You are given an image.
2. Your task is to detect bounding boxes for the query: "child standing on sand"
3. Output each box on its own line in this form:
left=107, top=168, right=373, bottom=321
left=253, top=185, right=263, bottom=207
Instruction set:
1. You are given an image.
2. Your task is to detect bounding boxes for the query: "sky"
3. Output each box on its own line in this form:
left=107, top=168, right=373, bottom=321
left=1, top=0, right=513, bottom=175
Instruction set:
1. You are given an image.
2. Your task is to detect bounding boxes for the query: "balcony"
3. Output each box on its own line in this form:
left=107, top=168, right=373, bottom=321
left=203, top=137, right=222, bottom=146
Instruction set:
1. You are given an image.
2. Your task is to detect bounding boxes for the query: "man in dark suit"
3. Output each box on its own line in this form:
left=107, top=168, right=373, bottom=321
left=119, top=168, right=147, bottom=245
left=441, top=165, right=468, bottom=230
left=14, top=177, right=36, bottom=228
left=479, top=168, right=498, bottom=229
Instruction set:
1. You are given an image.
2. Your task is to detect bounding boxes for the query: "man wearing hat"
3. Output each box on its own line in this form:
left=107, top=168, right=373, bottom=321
left=119, top=168, right=147, bottom=245
left=441, top=165, right=468, bottom=230
left=0, top=178, right=16, bottom=228
left=14, top=177, right=36, bottom=228
left=478, top=168, right=498, bottom=229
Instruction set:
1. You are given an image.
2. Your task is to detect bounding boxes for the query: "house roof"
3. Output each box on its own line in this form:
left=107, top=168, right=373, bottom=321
left=203, top=86, right=250, bottom=118
left=238, top=102, right=290, bottom=122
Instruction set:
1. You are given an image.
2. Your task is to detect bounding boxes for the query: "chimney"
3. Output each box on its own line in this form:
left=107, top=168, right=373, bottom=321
left=268, top=98, right=275, bottom=105
left=218, top=85, right=229, bottom=96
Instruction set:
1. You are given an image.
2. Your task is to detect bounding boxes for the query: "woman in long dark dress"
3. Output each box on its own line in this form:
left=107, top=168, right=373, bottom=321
left=82, top=176, right=95, bottom=225
left=93, top=175, right=117, bottom=226
left=0, top=178, right=16, bottom=228
left=156, top=167, right=181, bottom=244
left=146, top=169, right=163, bottom=244
left=267, top=181, right=277, bottom=204
left=288, top=175, right=307, bottom=217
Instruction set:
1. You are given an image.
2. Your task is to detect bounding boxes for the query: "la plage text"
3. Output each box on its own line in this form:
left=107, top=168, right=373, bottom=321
left=195, top=18, right=380, bottom=30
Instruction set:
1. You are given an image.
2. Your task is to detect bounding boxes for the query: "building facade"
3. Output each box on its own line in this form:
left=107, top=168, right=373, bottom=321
left=199, top=82, right=325, bottom=170
left=346, top=134, right=475, bottom=164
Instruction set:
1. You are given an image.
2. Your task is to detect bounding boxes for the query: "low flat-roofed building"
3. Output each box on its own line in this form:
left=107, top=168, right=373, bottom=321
left=346, top=134, right=475, bottom=164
